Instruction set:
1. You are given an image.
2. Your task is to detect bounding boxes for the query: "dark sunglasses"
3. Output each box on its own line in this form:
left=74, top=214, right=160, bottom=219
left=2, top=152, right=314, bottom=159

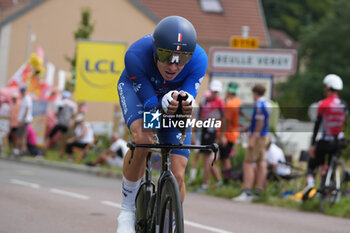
left=156, top=48, right=193, bottom=66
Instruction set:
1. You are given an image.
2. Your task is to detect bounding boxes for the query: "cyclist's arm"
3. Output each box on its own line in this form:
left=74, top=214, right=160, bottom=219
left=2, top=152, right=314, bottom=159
left=124, top=51, right=159, bottom=110
left=311, top=115, right=322, bottom=146
left=311, top=101, right=324, bottom=146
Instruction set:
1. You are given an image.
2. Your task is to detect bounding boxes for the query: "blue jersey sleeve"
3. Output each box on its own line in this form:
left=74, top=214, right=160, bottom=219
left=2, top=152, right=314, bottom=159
left=180, top=45, right=208, bottom=98
left=124, top=51, right=159, bottom=110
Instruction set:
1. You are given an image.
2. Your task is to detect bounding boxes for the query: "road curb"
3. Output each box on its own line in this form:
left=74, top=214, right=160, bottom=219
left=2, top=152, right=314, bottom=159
left=0, top=155, right=123, bottom=179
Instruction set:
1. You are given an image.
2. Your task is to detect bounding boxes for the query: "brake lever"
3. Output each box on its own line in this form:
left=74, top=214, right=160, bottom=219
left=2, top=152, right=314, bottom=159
left=127, top=142, right=136, bottom=164
left=211, top=143, right=219, bottom=166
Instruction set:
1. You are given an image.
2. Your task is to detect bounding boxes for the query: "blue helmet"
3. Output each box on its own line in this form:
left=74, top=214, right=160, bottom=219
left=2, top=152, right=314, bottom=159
left=153, top=16, right=197, bottom=66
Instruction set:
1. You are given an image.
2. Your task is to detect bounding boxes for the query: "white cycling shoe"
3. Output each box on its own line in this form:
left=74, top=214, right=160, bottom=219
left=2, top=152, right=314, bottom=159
left=116, top=209, right=136, bottom=233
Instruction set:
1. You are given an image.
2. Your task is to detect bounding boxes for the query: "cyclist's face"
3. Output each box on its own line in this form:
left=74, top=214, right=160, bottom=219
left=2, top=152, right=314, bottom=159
left=157, top=60, right=184, bottom=81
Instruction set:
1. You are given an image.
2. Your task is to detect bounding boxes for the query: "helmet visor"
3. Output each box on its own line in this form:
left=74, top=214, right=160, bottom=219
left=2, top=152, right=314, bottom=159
left=156, top=48, right=193, bottom=66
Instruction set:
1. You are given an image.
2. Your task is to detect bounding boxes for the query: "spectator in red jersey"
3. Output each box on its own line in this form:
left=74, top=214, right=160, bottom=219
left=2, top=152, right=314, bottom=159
left=192, top=80, right=225, bottom=192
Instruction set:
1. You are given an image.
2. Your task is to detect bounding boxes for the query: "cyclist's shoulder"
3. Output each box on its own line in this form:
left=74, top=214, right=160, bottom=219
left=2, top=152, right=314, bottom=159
left=191, top=44, right=208, bottom=62
left=181, top=44, right=207, bottom=76
left=125, top=35, right=153, bottom=60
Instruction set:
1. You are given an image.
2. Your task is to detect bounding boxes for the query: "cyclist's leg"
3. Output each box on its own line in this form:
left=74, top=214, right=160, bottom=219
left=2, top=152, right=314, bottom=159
left=118, top=77, right=153, bottom=182
left=325, top=140, right=339, bottom=165
left=306, top=140, right=327, bottom=186
left=158, top=127, right=191, bottom=201
left=123, top=119, right=153, bottom=181
left=117, top=78, right=153, bottom=233
left=171, top=154, right=188, bottom=202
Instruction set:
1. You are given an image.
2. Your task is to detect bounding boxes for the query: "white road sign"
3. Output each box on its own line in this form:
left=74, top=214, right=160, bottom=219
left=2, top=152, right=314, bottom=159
left=209, top=47, right=297, bottom=74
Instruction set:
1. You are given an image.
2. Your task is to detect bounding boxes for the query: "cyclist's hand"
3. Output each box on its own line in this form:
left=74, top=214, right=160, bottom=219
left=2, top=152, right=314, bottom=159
left=309, top=145, right=315, bottom=158
left=162, top=91, right=179, bottom=115
left=179, top=91, right=194, bottom=116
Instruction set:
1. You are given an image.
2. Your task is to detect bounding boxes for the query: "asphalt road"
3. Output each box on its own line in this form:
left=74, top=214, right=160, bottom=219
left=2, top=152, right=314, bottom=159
left=1, top=160, right=349, bottom=233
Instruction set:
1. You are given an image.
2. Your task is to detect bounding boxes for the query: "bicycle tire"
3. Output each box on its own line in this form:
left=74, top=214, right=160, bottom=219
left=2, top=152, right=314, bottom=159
left=159, top=176, right=184, bottom=233
left=146, top=193, right=156, bottom=233
left=135, top=182, right=155, bottom=233
left=319, top=161, right=345, bottom=212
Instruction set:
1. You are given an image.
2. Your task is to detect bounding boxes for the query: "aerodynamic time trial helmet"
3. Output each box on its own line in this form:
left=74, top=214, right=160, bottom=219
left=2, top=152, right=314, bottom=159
left=153, top=16, right=197, bottom=66
left=323, top=74, right=343, bottom=91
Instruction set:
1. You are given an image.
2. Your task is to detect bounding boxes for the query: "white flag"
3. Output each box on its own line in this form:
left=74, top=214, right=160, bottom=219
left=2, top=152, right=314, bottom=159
left=46, top=62, right=55, bottom=86
left=58, top=70, right=66, bottom=91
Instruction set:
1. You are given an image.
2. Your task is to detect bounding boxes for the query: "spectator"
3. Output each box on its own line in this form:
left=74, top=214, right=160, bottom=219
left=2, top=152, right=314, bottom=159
left=85, top=133, right=128, bottom=167
left=26, top=124, right=40, bottom=156
left=45, top=90, right=77, bottom=157
left=187, top=90, right=211, bottom=184
left=8, top=93, right=20, bottom=154
left=0, top=95, right=10, bottom=117
left=187, top=132, right=201, bottom=184
left=65, top=114, right=94, bottom=162
left=218, top=82, right=249, bottom=184
left=233, top=84, right=271, bottom=202
left=16, top=86, right=33, bottom=155
left=265, top=136, right=291, bottom=176
left=193, top=80, right=224, bottom=192
left=0, top=96, right=10, bottom=152
left=78, top=102, right=87, bottom=116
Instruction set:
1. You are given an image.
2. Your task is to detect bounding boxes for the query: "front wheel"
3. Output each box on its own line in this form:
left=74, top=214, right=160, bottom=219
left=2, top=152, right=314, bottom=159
left=159, top=176, right=184, bottom=233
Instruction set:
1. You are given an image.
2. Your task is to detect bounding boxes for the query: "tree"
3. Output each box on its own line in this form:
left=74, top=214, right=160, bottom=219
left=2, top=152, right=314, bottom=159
left=276, top=0, right=350, bottom=119
left=262, top=0, right=334, bottom=40
left=65, top=7, right=94, bottom=90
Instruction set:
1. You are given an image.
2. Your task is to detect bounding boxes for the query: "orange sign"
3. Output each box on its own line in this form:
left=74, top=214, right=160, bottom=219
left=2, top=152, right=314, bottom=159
left=230, top=37, right=259, bottom=49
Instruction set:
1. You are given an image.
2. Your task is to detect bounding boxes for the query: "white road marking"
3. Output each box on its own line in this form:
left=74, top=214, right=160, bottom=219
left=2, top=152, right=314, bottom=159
left=8, top=177, right=233, bottom=233
left=101, top=200, right=122, bottom=208
left=101, top=200, right=234, bottom=233
left=50, top=188, right=90, bottom=200
left=10, top=179, right=40, bottom=189
left=185, top=220, right=234, bottom=233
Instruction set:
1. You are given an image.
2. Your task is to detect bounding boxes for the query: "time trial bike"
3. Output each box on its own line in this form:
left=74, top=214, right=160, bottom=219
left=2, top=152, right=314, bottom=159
left=128, top=137, right=218, bottom=233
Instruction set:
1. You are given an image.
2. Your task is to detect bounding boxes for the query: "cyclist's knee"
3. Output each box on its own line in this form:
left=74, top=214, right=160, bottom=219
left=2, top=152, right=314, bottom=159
left=132, top=131, right=153, bottom=144
left=171, top=154, right=188, bottom=186
left=130, top=120, right=154, bottom=144
left=173, top=170, right=185, bottom=186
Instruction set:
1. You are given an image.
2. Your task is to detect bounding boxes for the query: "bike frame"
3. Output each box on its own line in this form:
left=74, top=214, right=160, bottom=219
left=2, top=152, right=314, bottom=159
left=321, top=152, right=344, bottom=194
left=129, top=142, right=218, bottom=233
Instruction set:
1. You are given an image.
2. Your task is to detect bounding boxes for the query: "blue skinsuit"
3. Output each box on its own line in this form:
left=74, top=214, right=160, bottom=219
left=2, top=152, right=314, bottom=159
left=117, top=34, right=208, bottom=157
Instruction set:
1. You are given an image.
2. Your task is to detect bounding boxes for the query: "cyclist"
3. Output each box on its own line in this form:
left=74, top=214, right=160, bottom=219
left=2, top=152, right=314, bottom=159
left=116, top=16, right=207, bottom=233
left=306, top=74, right=347, bottom=188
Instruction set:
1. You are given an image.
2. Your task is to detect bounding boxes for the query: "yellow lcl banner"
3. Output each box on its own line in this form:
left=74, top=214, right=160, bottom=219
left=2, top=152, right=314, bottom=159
left=75, top=40, right=126, bottom=102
